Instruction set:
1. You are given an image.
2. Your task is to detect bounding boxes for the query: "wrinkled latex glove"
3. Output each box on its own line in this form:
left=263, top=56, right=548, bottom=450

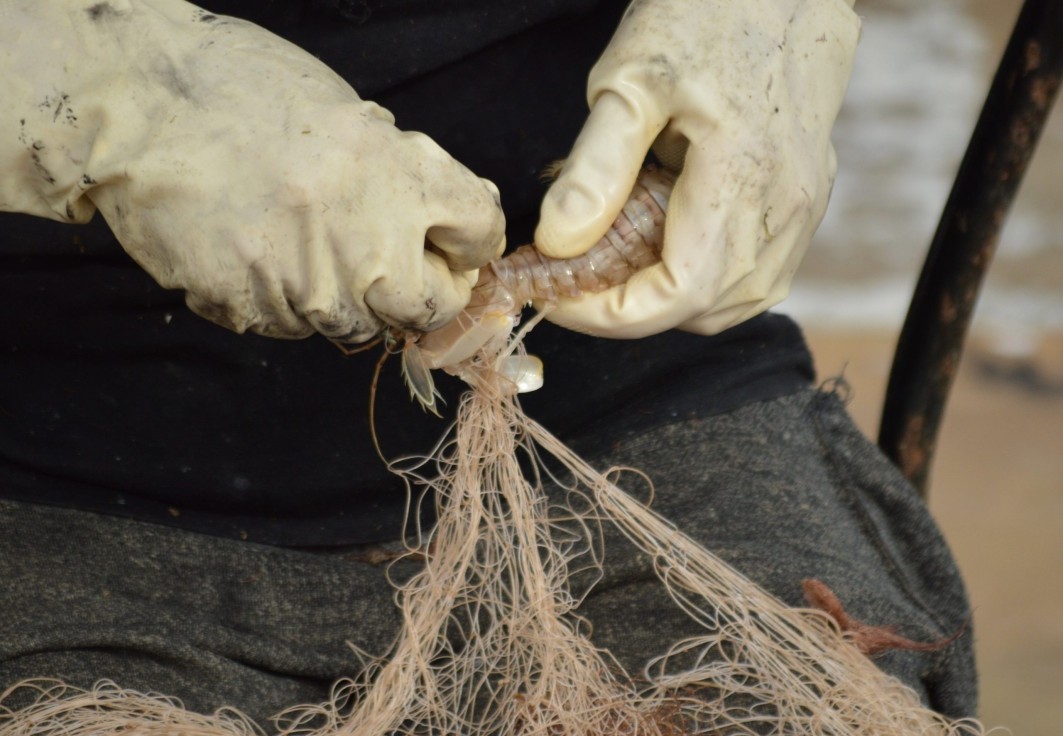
left=0, top=0, right=504, bottom=342
left=535, top=0, right=860, bottom=338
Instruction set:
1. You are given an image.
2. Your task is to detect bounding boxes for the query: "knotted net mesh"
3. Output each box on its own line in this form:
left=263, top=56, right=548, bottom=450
left=0, top=332, right=983, bottom=736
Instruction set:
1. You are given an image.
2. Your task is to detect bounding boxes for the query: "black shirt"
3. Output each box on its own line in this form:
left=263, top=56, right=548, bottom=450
left=0, top=0, right=813, bottom=545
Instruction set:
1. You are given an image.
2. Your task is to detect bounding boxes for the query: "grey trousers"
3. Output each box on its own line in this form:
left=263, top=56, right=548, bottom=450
left=0, top=388, right=976, bottom=724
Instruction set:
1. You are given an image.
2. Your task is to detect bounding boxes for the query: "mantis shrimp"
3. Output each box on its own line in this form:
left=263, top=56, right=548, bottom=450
left=399, top=166, right=676, bottom=414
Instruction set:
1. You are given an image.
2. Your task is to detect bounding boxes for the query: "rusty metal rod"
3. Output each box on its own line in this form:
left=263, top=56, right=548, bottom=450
left=878, top=0, right=1063, bottom=495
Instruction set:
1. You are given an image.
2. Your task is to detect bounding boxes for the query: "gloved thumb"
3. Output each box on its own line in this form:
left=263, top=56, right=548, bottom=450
left=535, top=91, right=665, bottom=259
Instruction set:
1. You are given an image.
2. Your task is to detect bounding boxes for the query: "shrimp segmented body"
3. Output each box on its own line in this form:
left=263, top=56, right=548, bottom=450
left=403, top=166, right=676, bottom=410
left=475, top=167, right=674, bottom=312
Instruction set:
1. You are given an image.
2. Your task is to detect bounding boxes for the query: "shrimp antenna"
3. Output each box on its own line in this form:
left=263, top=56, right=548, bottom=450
left=330, top=331, right=391, bottom=464
left=330, top=333, right=385, bottom=357
left=368, top=346, right=390, bottom=465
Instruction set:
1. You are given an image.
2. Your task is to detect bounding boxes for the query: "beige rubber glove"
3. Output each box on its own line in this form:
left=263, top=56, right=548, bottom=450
left=0, top=0, right=504, bottom=342
left=536, top=0, right=860, bottom=338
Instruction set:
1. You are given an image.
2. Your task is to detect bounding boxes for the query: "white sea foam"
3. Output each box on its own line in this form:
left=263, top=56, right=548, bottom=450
left=792, top=0, right=1063, bottom=334
left=785, top=280, right=1063, bottom=333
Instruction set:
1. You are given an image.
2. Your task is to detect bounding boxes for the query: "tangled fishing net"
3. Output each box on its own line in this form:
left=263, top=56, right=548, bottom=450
left=0, top=325, right=984, bottom=736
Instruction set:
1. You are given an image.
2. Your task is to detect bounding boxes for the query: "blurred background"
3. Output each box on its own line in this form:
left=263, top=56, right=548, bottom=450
left=780, top=0, right=1062, bottom=732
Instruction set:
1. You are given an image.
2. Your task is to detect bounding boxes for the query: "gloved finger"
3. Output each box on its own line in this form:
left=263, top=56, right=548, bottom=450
left=426, top=186, right=506, bottom=272
left=282, top=211, right=392, bottom=343
left=536, top=90, right=667, bottom=259
left=542, top=261, right=696, bottom=339
left=303, top=306, right=384, bottom=343
left=233, top=263, right=386, bottom=343
left=184, top=288, right=319, bottom=340
left=162, top=221, right=317, bottom=339
left=406, top=133, right=506, bottom=273
left=222, top=224, right=392, bottom=344
left=541, top=143, right=766, bottom=338
left=365, top=249, right=473, bottom=333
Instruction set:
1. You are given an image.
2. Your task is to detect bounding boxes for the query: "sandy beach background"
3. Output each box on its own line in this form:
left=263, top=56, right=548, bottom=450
left=784, top=1, right=1062, bottom=732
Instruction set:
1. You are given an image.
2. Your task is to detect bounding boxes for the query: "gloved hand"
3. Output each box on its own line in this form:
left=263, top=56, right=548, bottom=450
left=0, top=0, right=504, bottom=342
left=535, top=0, right=860, bottom=338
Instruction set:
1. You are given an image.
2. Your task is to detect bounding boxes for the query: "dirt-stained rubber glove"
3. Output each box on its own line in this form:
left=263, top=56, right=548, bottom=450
left=535, top=0, right=860, bottom=338
left=0, top=0, right=504, bottom=342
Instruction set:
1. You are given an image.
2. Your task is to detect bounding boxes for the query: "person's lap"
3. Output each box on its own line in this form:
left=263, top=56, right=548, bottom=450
left=0, top=500, right=407, bottom=721
left=572, top=387, right=976, bottom=719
